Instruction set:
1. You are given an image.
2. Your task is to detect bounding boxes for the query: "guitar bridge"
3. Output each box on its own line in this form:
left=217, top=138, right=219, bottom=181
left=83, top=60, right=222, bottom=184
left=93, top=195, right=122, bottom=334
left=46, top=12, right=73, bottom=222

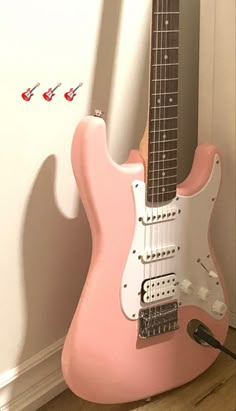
left=139, top=302, right=179, bottom=338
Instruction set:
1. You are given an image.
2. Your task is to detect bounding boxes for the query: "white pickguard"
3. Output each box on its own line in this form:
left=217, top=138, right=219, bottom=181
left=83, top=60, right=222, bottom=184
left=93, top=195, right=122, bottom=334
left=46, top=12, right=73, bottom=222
left=121, top=154, right=227, bottom=320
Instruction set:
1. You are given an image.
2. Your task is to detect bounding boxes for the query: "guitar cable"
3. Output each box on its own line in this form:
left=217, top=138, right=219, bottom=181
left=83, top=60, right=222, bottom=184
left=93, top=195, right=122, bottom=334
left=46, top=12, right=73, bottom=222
left=188, top=321, right=236, bottom=360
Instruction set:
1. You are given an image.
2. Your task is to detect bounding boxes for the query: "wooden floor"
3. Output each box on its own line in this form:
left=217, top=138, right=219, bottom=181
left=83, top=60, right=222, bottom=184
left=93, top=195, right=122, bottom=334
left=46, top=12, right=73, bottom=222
left=38, top=328, right=236, bottom=411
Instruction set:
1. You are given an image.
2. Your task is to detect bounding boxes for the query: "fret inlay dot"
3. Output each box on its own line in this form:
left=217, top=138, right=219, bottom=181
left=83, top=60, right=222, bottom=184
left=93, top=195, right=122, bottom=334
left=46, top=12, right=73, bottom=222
left=162, top=172, right=166, bottom=176
left=162, top=154, right=166, bottom=159
left=162, top=188, right=166, bottom=192
left=169, top=98, right=173, bottom=102
left=158, top=99, right=161, bottom=103
left=163, top=134, right=167, bottom=139
left=164, top=55, right=168, bottom=60
left=165, top=20, right=169, bottom=25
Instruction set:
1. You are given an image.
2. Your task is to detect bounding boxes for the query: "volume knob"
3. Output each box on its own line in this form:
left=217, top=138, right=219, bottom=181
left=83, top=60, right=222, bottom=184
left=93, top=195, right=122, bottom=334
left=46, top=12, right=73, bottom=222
left=212, top=300, right=227, bottom=315
left=181, top=279, right=193, bottom=295
left=198, top=287, right=210, bottom=301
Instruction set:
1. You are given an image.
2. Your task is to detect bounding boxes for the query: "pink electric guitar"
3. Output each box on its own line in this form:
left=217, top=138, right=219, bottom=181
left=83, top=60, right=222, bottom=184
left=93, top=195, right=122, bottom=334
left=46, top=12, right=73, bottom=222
left=62, top=0, right=229, bottom=404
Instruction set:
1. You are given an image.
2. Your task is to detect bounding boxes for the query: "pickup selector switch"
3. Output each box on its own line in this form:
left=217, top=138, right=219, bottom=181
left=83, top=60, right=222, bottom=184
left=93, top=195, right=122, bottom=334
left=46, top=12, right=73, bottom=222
left=198, top=287, right=210, bottom=301
left=209, top=270, right=218, bottom=279
left=181, top=279, right=193, bottom=295
left=212, top=300, right=227, bottom=315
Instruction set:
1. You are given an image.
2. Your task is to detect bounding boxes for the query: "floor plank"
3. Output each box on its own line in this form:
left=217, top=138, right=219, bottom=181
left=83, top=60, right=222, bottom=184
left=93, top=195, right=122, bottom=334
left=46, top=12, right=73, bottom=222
left=38, top=328, right=236, bottom=411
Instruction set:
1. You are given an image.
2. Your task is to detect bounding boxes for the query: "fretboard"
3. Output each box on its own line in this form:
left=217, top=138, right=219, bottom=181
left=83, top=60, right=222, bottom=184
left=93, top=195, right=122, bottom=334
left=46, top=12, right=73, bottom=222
left=147, top=0, right=180, bottom=204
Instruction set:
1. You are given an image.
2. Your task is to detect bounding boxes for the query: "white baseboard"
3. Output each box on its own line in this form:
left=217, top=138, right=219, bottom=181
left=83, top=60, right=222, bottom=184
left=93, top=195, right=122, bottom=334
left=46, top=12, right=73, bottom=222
left=0, top=338, right=67, bottom=411
left=230, top=311, right=236, bottom=329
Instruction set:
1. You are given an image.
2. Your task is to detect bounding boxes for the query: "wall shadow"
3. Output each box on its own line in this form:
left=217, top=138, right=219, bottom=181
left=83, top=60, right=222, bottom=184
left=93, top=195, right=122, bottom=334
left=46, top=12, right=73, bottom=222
left=10, top=0, right=124, bottom=407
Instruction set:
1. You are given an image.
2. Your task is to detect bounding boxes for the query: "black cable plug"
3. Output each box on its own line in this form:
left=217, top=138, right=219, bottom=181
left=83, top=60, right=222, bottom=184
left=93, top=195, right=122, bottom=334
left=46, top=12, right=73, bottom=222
left=194, top=324, right=236, bottom=361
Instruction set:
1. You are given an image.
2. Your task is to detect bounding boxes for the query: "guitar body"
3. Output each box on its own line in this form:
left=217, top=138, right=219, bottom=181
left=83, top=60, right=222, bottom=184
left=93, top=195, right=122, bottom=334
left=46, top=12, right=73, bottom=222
left=64, top=89, right=75, bottom=101
left=43, top=89, right=54, bottom=101
left=21, top=89, right=32, bottom=101
left=61, top=116, right=229, bottom=404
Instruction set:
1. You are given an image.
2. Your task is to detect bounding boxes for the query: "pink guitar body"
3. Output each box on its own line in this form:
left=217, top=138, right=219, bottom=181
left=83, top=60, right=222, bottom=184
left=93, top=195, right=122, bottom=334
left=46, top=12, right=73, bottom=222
left=61, top=116, right=229, bottom=404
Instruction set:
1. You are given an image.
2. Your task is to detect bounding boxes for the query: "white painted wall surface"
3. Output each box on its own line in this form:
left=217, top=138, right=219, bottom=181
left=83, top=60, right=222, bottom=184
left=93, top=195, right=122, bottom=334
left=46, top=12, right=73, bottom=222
left=199, top=0, right=236, bottom=326
left=0, top=0, right=200, bottom=409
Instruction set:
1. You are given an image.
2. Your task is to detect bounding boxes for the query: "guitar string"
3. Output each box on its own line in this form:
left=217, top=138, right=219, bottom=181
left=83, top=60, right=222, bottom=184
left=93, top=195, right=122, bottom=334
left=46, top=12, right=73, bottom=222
left=159, top=0, right=165, bottom=309
left=148, top=0, right=157, bottom=313
left=163, top=0, right=168, bottom=308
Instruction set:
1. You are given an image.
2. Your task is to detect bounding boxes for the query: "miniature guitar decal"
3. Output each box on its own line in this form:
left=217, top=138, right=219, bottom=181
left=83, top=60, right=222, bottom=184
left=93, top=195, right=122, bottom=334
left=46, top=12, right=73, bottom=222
left=64, top=83, right=83, bottom=101
left=43, top=83, right=62, bottom=101
left=21, top=83, right=40, bottom=101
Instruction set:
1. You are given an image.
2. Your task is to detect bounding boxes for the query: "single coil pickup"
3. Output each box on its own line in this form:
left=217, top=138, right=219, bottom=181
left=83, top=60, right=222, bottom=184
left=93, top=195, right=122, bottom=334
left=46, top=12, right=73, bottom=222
left=141, top=207, right=177, bottom=225
left=141, top=246, right=177, bottom=264
left=141, top=273, right=177, bottom=304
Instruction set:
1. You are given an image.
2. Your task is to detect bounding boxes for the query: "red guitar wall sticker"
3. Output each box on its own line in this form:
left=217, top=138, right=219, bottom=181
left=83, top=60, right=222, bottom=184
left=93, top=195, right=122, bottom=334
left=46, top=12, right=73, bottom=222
left=64, top=82, right=83, bottom=101
left=21, top=83, right=40, bottom=101
left=43, top=83, right=62, bottom=101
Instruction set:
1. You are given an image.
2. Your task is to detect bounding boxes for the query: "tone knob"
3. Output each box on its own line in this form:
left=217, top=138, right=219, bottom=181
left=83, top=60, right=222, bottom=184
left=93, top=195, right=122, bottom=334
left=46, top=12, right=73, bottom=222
left=209, top=270, right=218, bottom=279
left=198, top=287, right=210, bottom=301
left=181, top=279, right=193, bottom=295
left=212, top=300, right=227, bottom=315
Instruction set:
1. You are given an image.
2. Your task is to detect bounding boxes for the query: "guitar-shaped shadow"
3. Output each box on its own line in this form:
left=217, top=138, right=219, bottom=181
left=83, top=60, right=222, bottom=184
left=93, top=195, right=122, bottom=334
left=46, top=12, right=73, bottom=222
left=9, top=156, right=91, bottom=403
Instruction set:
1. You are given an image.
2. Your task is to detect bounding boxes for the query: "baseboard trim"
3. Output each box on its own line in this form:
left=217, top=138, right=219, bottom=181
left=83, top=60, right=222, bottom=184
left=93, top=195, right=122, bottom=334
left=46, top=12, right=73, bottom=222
left=0, top=338, right=67, bottom=411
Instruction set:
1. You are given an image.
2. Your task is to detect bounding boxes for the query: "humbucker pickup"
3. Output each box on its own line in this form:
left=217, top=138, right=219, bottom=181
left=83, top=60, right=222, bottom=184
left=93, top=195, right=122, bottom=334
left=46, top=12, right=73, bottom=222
left=141, top=273, right=177, bottom=304
left=139, top=302, right=179, bottom=338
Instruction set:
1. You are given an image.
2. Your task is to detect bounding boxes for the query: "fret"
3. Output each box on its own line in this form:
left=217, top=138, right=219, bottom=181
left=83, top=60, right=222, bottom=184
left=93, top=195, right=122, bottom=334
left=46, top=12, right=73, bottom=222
left=149, top=138, right=178, bottom=145
left=149, top=131, right=178, bottom=144
left=148, top=167, right=177, bottom=180
left=149, top=119, right=178, bottom=132
left=149, top=127, right=177, bottom=134
left=152, top=63, right=179, bottom=66
left=154, top=30, right=179, bottom=33
left=150, top=148, right=177, bottom=154
left=151, top=91, right=178, bottom=95
left=150, top=116, right=178, bottom=123
left=149, top=175, right=177, bottom=183
left=154, top=12, right=179, bottom=15
left=150, top=182, right=177, bottom=189
left=153, top=47, right=179, bottom=51
left=150, top=106, right=178, bottom=110
left=152, top=78, right=178, bottom=81
left=150, top=143, right=177, bottom=152
left=149, top=158, right=177, bottom=170
left=148, top=166, right=177, bottom=176
left=150, top=140, right=177, bottom=151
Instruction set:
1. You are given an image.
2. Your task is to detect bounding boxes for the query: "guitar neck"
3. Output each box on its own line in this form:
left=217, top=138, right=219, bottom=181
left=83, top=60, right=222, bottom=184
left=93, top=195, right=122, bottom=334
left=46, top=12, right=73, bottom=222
left=30, top=84, right=39, bottom=93
left=147, top=0, right=180, bottom=204
left=51, top=84, right=60, bottom=93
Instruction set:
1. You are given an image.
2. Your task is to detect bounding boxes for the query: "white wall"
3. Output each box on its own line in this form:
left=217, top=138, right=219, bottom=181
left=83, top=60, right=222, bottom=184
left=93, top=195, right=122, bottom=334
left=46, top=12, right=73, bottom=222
left=198, top=0, right=236, bottom=327
left=0, top=0, right=200, bottom=409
